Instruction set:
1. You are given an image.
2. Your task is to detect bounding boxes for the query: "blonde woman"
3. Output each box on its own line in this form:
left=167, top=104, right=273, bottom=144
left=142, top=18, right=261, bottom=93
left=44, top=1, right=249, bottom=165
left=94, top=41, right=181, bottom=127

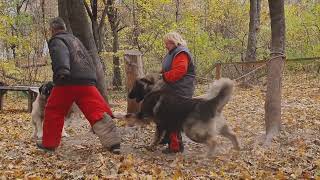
left=160, top=32, right=196, bottom=154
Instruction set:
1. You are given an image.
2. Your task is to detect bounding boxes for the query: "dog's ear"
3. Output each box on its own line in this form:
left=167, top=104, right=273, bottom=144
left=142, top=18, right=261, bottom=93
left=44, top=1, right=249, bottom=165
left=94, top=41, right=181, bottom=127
left=46, top=82, right=54, bottom=92
left=135, top=95, right=144, bottom=103
left=129, top=80, right=148, bottom=102
left=44, top=83, right=54, bottom=97
left=40, top=82, right=54, bottom=97
left=128, top=82, right=138, bottom=99
left=39, top=84, right=45, bottom=95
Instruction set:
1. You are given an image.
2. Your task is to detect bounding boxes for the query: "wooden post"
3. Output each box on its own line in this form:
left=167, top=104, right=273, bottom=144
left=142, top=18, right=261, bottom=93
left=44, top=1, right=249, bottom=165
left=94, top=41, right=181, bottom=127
left=0, top=91, right=4, bottom=111
left=27, top=91, right=33, bottom=113
left=215, top=63, right=222, bottom=79
left=124, top=50, right=144, bottom=113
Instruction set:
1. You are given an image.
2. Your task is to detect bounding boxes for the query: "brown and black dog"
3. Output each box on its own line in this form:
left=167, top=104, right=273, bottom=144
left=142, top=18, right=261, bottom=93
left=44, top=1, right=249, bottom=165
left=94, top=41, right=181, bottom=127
left=128, top=77, right=240, bottom=156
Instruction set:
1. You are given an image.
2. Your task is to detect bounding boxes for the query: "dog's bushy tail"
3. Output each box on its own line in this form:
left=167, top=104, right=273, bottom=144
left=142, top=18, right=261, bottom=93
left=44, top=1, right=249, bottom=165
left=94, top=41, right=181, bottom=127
left=206, top=78, right=234, bottom=112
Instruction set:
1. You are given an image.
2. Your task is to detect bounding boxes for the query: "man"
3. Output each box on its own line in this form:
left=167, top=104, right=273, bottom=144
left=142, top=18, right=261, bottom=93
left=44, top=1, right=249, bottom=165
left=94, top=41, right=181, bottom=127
left=36, top=17, right=121, bottom=154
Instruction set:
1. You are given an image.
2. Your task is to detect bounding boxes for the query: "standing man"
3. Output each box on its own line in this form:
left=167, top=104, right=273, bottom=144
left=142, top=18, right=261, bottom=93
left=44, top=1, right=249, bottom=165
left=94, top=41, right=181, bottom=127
left=36, top=17, right=121, bottom=154
left=160, top=32, right=196, bottom=153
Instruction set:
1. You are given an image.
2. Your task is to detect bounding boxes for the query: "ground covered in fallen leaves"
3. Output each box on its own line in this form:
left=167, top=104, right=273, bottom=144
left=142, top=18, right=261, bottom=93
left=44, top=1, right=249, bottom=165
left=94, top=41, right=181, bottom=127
left=0, top=72, right=319, bottom=179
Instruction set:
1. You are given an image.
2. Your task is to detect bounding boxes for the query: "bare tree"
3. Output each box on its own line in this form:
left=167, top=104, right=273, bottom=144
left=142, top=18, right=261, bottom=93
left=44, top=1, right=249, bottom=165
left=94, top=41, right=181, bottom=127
left=264, top=0, right=286, bottom=145
left=106, top=0, right=125, bottom=88
left=175, top=0, right=181, bottom=23
left=242, top=0, right=261, bottom=85
left=245, top=0, right=261, bottom=63
left=84, top=0, right=108, bottom=52
left=132, top=0, right=141, bottom=51
left=58, top=0, right=109, bottom=102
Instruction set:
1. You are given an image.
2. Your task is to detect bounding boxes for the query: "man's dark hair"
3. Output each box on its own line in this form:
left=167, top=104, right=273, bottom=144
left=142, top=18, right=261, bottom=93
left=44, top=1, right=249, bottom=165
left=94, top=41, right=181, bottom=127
left=49, top=17, right=66, bottom=31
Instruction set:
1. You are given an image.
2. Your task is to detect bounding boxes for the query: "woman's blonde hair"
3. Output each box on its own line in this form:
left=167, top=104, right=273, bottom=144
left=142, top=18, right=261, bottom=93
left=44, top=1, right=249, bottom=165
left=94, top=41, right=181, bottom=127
left=163, top=32, right=187, bottom=47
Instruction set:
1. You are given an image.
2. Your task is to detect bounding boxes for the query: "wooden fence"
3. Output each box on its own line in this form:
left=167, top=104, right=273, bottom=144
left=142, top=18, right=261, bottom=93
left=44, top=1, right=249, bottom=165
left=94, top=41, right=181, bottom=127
left=214, top=57, right=320, bottom=80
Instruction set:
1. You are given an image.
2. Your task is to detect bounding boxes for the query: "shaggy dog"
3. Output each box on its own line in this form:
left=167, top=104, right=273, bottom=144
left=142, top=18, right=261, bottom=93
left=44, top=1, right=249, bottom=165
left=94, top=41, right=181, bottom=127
left=31, top=82, right=79, bottom=139
left=128, top=77, right=240, bottom=156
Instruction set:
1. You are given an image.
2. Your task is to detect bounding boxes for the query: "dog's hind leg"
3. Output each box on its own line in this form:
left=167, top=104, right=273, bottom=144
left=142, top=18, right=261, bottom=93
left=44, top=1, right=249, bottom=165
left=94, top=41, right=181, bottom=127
left=206, top=136, right=218, bottom=157
left=35, top=119, right=43, bottom=139
left=31, top=120, right=37, bottom=139
left=61, top=126, right=69, bottom=137
left=220, top=125, right=240, bottom=150
left=147, top=127, right=166, bottom=151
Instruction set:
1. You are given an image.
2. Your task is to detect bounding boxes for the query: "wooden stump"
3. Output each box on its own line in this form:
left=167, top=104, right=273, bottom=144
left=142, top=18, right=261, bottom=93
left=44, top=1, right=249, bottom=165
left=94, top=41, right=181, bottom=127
left=124, top=50, right=144, bottom=113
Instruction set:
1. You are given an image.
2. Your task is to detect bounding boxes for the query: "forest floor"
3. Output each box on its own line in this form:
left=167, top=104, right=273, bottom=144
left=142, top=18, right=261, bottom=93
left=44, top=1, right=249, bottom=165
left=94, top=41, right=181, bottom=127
left=0, top=72, right=319, bottom=179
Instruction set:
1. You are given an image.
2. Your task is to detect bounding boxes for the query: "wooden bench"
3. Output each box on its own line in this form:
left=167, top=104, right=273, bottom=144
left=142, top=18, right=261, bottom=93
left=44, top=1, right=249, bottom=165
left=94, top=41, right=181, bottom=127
left=0, top=86, right=39, bottom=113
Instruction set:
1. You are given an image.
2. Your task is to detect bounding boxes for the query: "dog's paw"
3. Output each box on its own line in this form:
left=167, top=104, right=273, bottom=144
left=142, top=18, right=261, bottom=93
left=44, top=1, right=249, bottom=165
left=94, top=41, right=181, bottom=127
left=62, top=132, right=69, bottom=138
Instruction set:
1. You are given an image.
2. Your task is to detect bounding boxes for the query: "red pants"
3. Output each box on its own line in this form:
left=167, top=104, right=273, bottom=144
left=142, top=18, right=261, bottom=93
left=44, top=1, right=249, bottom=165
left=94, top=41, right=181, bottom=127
left=42, top=85, right=113, bottom=148
left=169, top=132, right=181, bottom=151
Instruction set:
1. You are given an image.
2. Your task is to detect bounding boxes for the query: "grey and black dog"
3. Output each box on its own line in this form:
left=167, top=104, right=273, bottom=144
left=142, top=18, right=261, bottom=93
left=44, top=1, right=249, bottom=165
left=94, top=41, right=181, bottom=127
left=128, top=76, right=240, bottom=156
left=31, top=82, right=79, bottom=139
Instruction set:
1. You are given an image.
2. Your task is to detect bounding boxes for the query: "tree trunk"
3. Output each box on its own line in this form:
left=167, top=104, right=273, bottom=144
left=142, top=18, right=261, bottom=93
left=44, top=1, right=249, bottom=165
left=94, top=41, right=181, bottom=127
left=175, top=0, right=181, bottom=23
left=264, top=0, right=286, bottom=145
left=112, top=30, right=122, bottom=88
left=132, top=0, right=141, bottom=51
left=107, top=0, right=122, bottom=88
left=245, top=0, right=260, bottom=63
left=124, top=50, right=144, bottom=113
left=58, top=0, right=73, bottom=33
left=58, top=0, right=109, bottom=102
left=243, top=0, right=261, bottom=85
left=84, top=0, right=108, bottom=52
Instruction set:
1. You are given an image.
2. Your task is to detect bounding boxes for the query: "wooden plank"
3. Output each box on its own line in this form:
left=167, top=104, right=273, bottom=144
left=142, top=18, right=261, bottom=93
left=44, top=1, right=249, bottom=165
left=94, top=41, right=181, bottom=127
left=0, top=86, right=39, bottom=91
left=29, top=87, right=39, bottom=93
left=0, top=86, right=30, bottom=91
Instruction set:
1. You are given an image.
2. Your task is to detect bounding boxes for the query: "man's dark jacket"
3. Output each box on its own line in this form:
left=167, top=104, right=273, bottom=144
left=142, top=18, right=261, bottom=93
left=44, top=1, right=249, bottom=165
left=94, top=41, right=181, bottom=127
left=48, top=32, right=97, bottom=85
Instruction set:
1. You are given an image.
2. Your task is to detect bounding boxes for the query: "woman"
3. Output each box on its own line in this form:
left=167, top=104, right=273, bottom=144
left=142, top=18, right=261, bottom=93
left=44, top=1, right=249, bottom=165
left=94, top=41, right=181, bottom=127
left=160, top=32, right=196, bottom=153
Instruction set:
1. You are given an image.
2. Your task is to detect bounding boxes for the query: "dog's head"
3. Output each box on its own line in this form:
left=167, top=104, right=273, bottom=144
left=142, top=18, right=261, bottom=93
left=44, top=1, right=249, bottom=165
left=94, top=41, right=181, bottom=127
left=128, top=75, right=158, bottom=102
left=39, top=81, right=54, bottom=98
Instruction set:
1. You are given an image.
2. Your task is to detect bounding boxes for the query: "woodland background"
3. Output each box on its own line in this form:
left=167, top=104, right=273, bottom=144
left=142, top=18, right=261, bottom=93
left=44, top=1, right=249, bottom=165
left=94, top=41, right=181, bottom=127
left=0, top=0, right=319, bottom=85
left=0, top=0, right=319, bottom=179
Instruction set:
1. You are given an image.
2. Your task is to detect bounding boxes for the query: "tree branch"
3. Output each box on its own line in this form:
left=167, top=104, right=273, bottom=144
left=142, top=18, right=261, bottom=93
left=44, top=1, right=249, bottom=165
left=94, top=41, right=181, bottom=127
left=98, top=3, right=109, bottom=31
left=16, top=0, right=28, bottom=14
left=117, top=25, right=127, bottom=32
left=84, top=1, right=93, bottom=20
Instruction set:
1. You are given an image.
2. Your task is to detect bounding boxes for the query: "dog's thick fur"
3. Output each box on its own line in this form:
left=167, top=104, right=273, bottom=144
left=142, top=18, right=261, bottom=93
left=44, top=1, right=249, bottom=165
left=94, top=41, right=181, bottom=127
left=128, top=77, right=240, bottom=156
left=128, top=73, right=164, bottom=102
left=31, top=82, right=79, bottom=139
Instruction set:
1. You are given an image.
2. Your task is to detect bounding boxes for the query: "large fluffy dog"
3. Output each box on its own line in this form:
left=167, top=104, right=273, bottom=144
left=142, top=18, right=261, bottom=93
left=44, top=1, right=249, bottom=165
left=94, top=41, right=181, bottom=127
left=128, top=77, right=240, bottom=156
left=31, top=82, right=79, bottom=139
